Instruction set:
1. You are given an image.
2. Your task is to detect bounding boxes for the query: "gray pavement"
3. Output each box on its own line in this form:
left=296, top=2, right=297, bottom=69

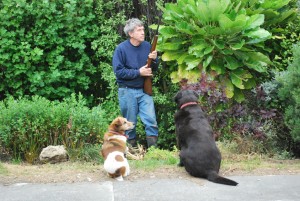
left=1, top=175, right=300, bottom=201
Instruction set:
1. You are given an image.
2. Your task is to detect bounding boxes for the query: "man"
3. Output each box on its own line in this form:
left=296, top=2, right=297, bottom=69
left=112, top=18, right=159, bottom=148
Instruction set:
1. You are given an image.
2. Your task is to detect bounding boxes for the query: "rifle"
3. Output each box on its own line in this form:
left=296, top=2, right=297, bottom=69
left=144, top=26, right=159, bottom=96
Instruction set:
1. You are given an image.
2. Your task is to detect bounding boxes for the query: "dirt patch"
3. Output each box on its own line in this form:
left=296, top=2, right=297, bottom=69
left=0, top=162, right=188, bottom=185
left=1, top=159, right=300, bottom=185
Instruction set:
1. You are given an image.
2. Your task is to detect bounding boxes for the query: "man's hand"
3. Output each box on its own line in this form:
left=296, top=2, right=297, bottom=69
left=139, top=65, right=153, bottom=77
left=148, top=50, right=157, bottom=60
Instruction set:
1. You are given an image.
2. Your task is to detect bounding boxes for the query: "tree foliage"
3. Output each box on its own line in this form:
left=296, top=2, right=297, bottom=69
left=0, top=0, right=130, bottom=104
left=276, top=43, right=300, bottom=142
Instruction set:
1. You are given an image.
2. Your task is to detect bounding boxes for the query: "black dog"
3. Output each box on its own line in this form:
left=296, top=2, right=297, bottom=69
left=174, top=90, right=238, bottom=186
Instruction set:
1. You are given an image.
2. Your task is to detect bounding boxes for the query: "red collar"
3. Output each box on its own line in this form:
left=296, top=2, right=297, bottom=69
left=180, top=102, right=198, bottom=109
left=109, top=130, right=128, bottom=138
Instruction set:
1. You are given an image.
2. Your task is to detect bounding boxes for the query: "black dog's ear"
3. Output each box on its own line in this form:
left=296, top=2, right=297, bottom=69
left=174, top=91, right=182, bottom=103
left=193, top=90, right=199, bottom=98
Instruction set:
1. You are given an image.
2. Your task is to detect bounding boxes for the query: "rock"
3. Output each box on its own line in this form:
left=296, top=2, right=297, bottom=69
left=39, top=145, right=69, bottom=164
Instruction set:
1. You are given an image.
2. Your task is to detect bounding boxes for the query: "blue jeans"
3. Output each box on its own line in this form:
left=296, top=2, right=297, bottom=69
left=118, top=87, right=158, bottom=140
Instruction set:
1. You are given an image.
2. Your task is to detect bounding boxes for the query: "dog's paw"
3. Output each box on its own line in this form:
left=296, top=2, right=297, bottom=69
left=115, top=176, right=124, bottom=181
left=124, top=169, right=130, bottom=177
left=178, top=161, right=184, bottom=167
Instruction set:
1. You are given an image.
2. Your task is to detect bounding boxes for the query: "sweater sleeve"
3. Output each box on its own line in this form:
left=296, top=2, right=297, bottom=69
left=112, top=47, right=140, bottom=80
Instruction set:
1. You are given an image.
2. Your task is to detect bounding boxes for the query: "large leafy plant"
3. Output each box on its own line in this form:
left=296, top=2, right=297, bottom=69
left=157, top=0, right=272, bottom=102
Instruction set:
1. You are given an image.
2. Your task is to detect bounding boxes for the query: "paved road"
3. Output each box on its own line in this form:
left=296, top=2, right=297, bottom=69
left=1, top=175, right=300, bottom=201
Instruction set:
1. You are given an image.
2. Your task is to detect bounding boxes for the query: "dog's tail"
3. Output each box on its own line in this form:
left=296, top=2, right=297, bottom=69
left=207, top=171, right=238, bottom=186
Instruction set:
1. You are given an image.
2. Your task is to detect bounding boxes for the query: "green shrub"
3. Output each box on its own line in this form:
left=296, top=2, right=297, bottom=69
left=276, top=43, right=300, bottom=142
left=0, top=94, right=109, bottom=163
left=68, top=144, right=103, bottom=163
left=0, top=0, right=130, bottom=105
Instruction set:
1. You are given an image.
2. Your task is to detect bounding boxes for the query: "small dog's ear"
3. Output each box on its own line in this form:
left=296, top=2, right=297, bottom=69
left=114, top=117, right=122, bottom=128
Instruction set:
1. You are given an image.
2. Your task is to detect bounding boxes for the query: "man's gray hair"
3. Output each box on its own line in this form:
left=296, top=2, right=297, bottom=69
left=123, top=18, right=144, bottom=37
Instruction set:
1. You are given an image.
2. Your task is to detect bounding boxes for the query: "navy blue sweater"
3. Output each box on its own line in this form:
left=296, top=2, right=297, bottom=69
left=112, top=39, right=159, bottom=88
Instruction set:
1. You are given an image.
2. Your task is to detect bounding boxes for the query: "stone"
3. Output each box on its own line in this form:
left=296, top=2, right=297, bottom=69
left=39, top=145, right=68, bottom=164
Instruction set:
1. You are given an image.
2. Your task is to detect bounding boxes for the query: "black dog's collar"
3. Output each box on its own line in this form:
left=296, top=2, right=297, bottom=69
left=180, top=102, right=198, bottom=109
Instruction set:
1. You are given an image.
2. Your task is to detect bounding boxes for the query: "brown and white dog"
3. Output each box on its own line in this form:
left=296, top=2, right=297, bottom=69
left=101, top=117, right=134, bottom=181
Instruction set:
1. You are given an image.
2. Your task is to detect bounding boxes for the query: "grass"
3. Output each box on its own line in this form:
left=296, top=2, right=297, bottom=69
left=218, top=141, right=300, bottom=174
left=1, top=142, right=299, bottom=178
left=129, top=143, right=300, bottom=173
left=0, top=162, right=9, bottom=175
left=130, top=147, right=179, bottom=171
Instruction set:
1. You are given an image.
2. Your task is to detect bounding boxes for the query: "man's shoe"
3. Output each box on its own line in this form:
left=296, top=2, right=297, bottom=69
left=127, top=138, right=137, bottom=148
left=146, top=136, right=157, bottom=148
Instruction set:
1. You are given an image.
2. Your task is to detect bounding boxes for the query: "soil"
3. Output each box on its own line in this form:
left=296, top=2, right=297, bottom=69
left=1, top=159, right=300, bottom=185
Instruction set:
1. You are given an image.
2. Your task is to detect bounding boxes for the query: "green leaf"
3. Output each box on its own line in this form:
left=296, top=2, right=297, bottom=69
left=175, top=21, right=194, bottom=35
left=238, top=51, right=271, bottom=73
left=185, top=3, right=198, bottom=17
left=219, top=14, right=233, bottom=30
left=185, top=56, right=202, bottom=70
left=161, top=42, right=183, bottom=50
left=188, top=40, right=208, bottom=55
left=230, top=40, right=245, bottom=50
left=233, top=88, right=245, bottom=103
left=165, top=4, right=185, bottom=20
left=243, top=78, right=256, bottom=89
left=186, top=68, right=201, bottom=83
left=245, top=28, right=271, bottom=39
left=230, top=69, right=253, bottom=89
left=210, top=60, right=226, bottom=75
left=220, top=49, right=234, bottom=55
left=209, top=27, right=226, bottom=35
left=225, top=56, right=242, bottom=70
left=203, top=46, right=214, bottom=55
left=268, top=9, right=297, bottom=25
left=213, top=39, right=225, bottom=49
left=219, top=13, right=247, bottom=34
left=177, top=53, right=189, bottom=64
left=203, top=55, right=213, bottom=70
left=196, top=2, right=210, bottom=24
left=190, top=20, right=206, bottom=35
left=159, top=26, right=178, bottom=39
left=230, top=71, right=244, bottom=89
left=245, top=14, right=264, bottom=30
left=161, top=51, right=182, bottom=61
left=171, top=63, right=201, bottom=84
left=247, top=52, right=272, bottom=64
left=207, top=0, right=228, bottom=21
left=223, top=77, right=234, bottom=98
left=244, top=61, right=267, bottom=73
left=261, top=0, right=290, bottom=10
left=170, top=71, right=180, bottom=83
